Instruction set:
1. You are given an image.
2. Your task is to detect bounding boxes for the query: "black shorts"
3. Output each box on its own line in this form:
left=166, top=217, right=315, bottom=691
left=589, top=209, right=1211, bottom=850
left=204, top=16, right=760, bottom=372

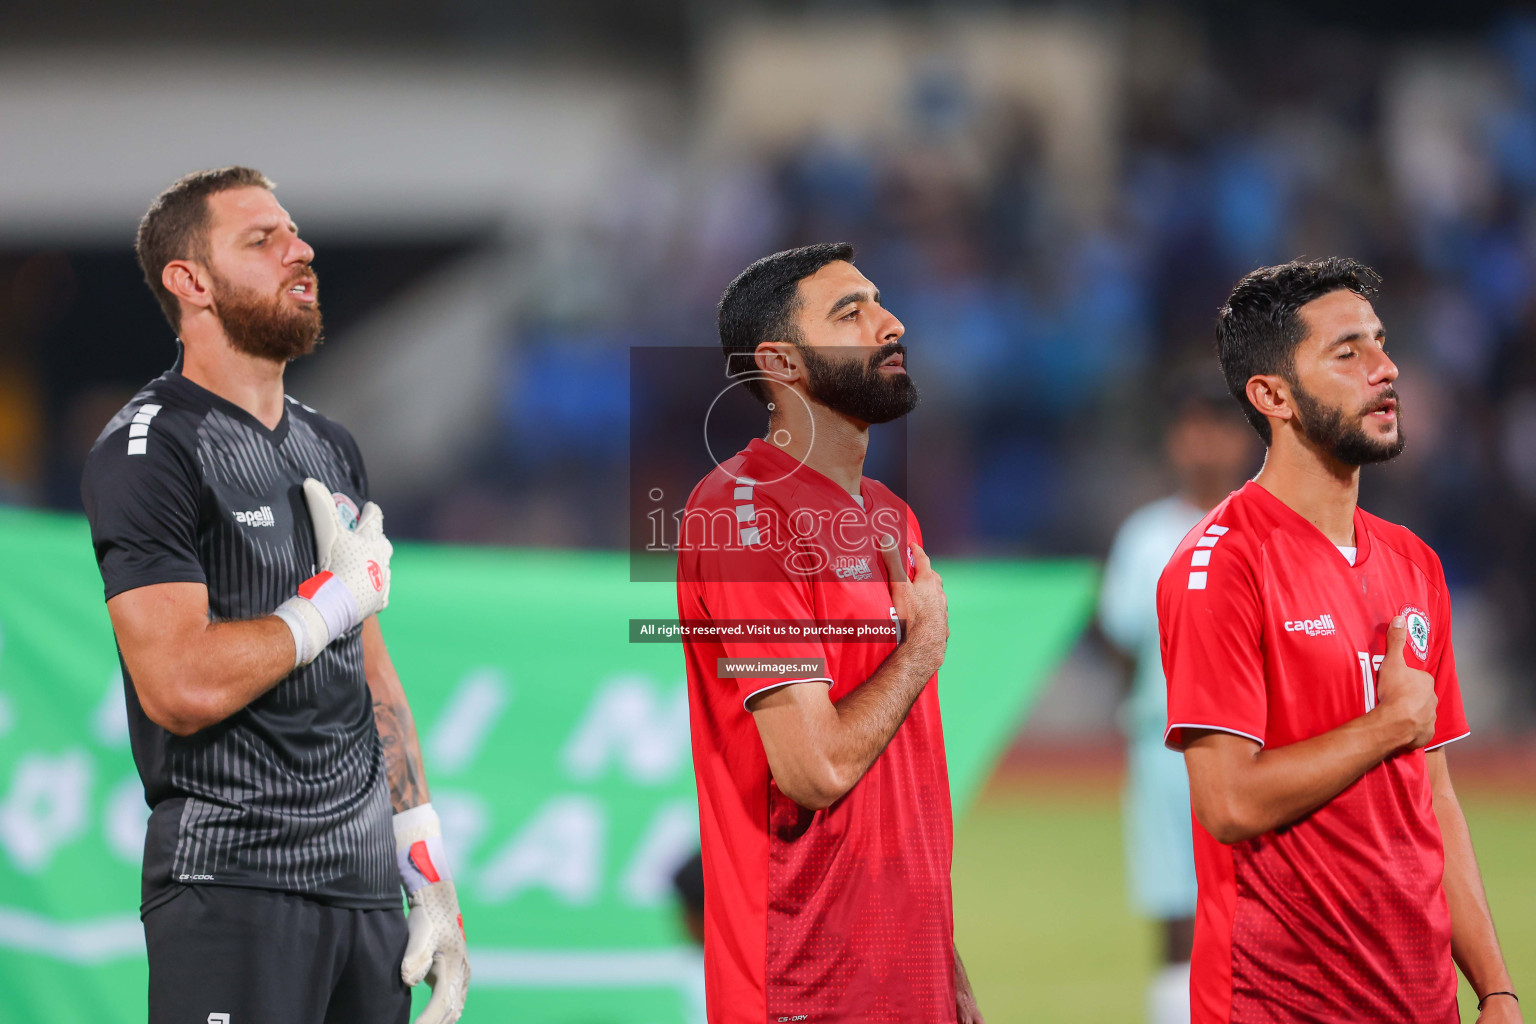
left=143, top=884, right=410, bottom=1024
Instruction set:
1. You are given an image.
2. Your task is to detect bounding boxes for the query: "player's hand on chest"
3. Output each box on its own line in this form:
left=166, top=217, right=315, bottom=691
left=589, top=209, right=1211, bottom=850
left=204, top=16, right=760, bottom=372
left=1266, top=566, right=1436, bottom=734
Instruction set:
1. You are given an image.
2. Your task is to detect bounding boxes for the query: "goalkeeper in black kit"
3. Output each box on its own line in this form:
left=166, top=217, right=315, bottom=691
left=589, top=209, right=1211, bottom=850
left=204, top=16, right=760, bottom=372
left=81, top=167, right=470, bottom=1024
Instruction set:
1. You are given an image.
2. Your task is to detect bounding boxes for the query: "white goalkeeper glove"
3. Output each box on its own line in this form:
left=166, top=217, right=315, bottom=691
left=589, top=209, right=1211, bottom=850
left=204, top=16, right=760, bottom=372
left=395, top=803, right=470, bottom=1024
left=274, top=478, right=393, bottom=668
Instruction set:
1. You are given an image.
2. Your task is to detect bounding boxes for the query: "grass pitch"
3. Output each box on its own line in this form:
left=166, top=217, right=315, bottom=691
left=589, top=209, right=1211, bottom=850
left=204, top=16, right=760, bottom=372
left=953, top=781, right=1535, bottom=1023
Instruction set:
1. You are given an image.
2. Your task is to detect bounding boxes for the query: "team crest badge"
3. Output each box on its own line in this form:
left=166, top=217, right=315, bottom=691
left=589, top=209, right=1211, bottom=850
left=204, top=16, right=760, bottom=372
left=1401, top=605, right=1431, bottom=659
left=332, top=492, right=360, bottom=532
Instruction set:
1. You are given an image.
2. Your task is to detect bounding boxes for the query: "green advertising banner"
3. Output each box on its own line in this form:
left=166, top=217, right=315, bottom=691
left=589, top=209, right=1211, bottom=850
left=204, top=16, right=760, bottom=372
left=0, top=507, right=1096, bottom=1023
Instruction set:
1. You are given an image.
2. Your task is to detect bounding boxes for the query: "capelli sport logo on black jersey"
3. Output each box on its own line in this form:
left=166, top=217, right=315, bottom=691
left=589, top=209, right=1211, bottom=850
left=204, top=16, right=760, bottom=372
left=232, top=506, right=276, bottom=528
left=1284, top=613, right=1337, bottom=637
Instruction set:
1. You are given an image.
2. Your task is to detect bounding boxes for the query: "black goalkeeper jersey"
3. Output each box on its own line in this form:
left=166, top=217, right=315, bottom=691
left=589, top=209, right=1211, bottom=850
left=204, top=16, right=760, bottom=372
left=81, top=368, right=397, bottom=912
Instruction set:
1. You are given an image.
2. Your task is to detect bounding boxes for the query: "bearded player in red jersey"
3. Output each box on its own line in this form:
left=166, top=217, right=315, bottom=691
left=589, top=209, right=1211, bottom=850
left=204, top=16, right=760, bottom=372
left=1159, top=258, right=1521, bottom=1023
left=676, top=243, right=982, bottom=1024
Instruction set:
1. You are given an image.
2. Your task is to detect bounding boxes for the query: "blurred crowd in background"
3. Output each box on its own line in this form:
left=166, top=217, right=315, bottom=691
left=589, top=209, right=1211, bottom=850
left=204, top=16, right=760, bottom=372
left=2, top=2, right=1534, bottom=725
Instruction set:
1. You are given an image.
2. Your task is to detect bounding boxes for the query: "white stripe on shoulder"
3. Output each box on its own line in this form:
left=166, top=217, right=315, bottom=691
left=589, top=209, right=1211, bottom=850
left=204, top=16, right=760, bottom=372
left=733, top=477, right=759, bottom=545
left=126, top=403, right=164, bottom=456
left=1187, top=522, right=1232, bottom=587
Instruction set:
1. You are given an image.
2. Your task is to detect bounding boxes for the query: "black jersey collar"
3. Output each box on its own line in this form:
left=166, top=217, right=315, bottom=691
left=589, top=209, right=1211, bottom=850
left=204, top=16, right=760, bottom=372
left=166, top=368, right=292, bottom=447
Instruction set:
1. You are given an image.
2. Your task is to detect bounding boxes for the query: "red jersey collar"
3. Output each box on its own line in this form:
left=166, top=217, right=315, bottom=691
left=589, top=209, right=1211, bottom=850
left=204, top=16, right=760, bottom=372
left=742, top=438, right=872, bottom=510
left=1243, top=479, right=1372, bottom=568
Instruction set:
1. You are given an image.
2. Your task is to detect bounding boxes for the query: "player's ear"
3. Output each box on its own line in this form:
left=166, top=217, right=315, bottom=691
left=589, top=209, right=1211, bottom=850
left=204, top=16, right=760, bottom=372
left=163, top=259, right=214, bottom=317
left=1246, top=374, right=1291, bottom=425
left=753, top=341, right=800, bottom=386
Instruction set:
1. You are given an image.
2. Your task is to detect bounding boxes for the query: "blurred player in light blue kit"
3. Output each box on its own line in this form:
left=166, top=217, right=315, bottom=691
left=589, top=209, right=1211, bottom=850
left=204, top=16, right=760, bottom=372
left=1099, top=377, right=1258, bottom=1024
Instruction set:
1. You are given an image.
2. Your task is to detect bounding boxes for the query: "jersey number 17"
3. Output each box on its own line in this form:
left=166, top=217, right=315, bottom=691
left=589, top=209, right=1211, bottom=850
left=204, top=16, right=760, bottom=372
left=1356, top=652, right=1386, bottom=711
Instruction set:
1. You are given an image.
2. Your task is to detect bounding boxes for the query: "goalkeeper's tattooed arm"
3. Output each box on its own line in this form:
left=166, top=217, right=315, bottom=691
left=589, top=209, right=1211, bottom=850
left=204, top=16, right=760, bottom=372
left=362, top=618, right=430, bottom=812
left=372, top=616, right=471, bottom=1024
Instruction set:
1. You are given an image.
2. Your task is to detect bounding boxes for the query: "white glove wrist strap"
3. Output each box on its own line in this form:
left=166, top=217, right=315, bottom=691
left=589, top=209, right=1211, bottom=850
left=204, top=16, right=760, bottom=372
left=394, top=802, right=453, bottom=896
left=274, top=570, right=363, bottom=670
left=274, top=596, right=328, bottom=669
left=298, top=571, right=362, bottom=641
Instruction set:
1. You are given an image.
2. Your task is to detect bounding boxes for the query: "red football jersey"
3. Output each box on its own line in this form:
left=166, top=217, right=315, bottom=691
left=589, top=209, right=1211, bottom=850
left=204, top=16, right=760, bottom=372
left=1159, top=481, right=1469, bottom=1023
left=677, top=439, right=956, bottom=1024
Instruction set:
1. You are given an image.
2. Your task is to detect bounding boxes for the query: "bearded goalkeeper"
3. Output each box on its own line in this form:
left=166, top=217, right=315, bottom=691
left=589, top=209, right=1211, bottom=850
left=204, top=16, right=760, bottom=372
left=81, top=167, right=469, bottom=1024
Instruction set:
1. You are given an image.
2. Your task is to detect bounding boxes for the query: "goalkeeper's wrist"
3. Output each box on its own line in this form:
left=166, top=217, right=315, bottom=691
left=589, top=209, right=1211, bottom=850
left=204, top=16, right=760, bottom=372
left=394, top=802, right=453, bottom=897
left=273, top=571, right=363, bottom=669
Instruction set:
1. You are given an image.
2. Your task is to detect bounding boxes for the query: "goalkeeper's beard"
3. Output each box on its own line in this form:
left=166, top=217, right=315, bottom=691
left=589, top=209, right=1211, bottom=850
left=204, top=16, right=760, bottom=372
left=209, top=269, right=324, bottom=363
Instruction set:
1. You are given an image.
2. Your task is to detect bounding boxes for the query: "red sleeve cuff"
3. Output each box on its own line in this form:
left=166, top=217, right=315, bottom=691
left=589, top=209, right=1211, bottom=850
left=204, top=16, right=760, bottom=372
left=1424, top=729, right=1471, bottom=752
left=741, top=677, right=832, bottom=711
left=1165, top=722, right=1265, bottom=752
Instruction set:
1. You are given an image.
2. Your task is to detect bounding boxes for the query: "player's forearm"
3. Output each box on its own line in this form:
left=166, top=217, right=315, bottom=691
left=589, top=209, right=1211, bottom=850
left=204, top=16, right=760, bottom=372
left=1431, top=759, right=1515, bottom=1001
left=1188, top=711, right=1407, bottom=843
left=363, top=618, right=430, bottom=811
left=954, top=944, right=983, bottom=1023
left=757, top=639, right=939, bottom=810
left=131, top=616, right=297, bottom=736
left=818, top=639, right=942, bottom=796
left=373, top=692, right=429, bottom=811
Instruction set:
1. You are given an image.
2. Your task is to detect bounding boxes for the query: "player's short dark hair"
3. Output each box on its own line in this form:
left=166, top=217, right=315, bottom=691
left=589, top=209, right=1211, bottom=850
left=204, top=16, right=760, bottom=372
left=717, top=242, right=855, bottom=404
left=1215, top=256, right=1380, bottom=444
left=136, top=166, right=275, bottom=332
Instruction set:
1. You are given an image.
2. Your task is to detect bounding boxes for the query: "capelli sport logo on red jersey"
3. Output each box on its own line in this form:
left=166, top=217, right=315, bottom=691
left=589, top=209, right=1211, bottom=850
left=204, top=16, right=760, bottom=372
left=832, top=555, right=875, bottom=581
left=1284, top=613, right=1338, bottom=637
left=1401, top=605, right=1431, bottom=658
